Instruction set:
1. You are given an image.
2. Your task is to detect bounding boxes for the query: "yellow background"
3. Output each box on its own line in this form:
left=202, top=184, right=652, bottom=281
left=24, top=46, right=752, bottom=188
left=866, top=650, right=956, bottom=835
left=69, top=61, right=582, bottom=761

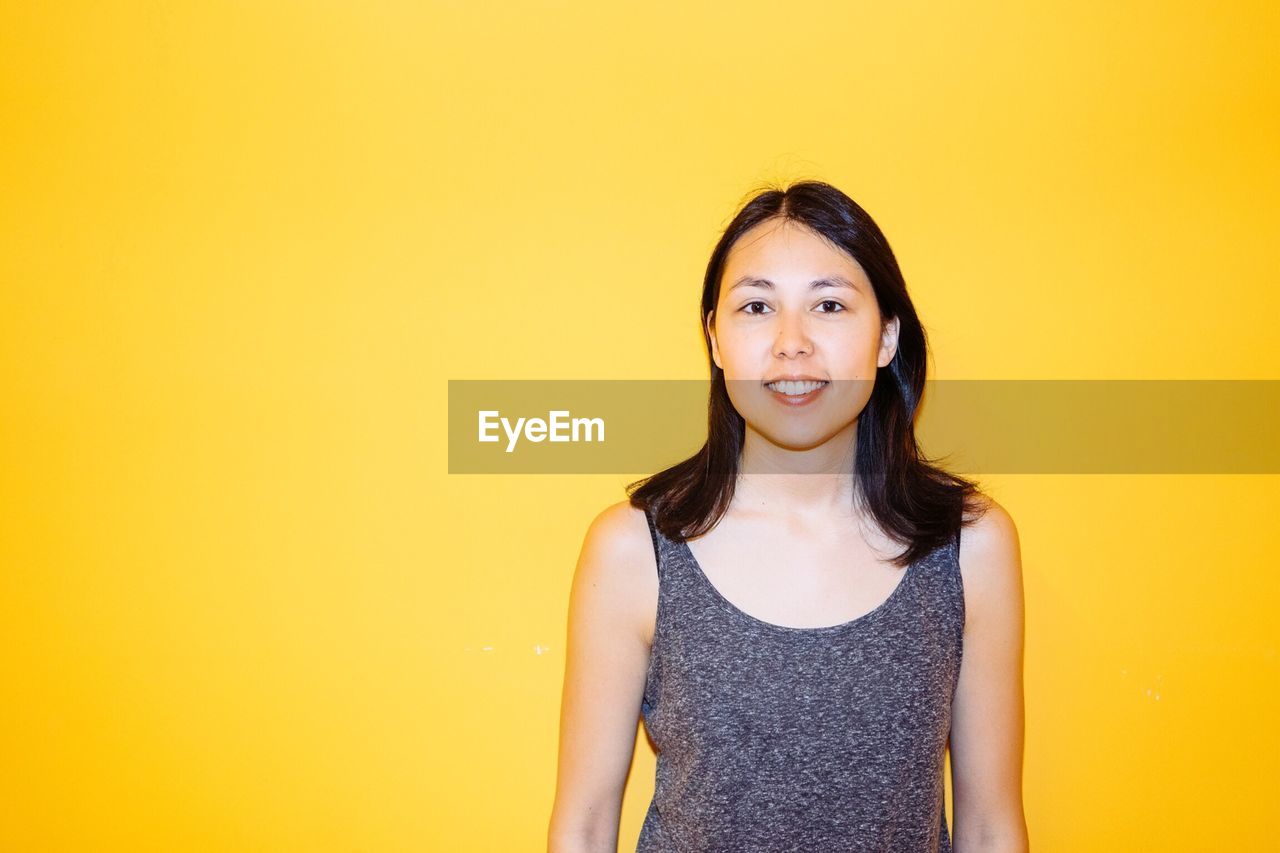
left=2, top=1, right=1277, bottom=850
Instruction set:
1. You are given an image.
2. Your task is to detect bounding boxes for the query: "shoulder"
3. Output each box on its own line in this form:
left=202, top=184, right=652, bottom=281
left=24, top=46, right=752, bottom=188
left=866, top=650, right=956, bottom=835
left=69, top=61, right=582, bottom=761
left=959, top=494, right=1020, bottom=560
left=957, top=495, right=1024, bottom=632
left=581, top=499, right=656, bottom=571
left=570, top=499, right=660, bottom=646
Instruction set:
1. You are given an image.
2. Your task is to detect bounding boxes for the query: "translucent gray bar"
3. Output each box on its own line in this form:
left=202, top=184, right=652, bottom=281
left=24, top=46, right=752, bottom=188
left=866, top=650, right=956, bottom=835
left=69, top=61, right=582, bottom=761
left=447, top=380, right=1280, bottom=474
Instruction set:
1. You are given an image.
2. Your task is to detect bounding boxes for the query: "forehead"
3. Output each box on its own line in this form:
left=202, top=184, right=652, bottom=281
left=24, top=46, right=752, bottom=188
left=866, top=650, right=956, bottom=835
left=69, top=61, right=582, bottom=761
left=723, top=218, right=866, bottom=282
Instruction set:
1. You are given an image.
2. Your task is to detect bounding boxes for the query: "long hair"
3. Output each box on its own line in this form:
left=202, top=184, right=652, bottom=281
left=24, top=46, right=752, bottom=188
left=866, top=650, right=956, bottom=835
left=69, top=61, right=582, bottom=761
left=626, top=180, right=986, bottom=567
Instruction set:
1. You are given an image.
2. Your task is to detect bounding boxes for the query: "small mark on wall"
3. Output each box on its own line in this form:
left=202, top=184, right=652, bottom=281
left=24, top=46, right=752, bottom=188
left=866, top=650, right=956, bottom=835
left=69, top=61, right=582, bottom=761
left=1121, top=667, right=1165, bottom=701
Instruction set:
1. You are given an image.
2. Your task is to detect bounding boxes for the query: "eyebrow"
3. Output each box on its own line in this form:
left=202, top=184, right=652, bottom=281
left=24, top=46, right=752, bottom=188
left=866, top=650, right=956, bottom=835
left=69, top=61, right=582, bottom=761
left=728, top=275, right=861, bottom=294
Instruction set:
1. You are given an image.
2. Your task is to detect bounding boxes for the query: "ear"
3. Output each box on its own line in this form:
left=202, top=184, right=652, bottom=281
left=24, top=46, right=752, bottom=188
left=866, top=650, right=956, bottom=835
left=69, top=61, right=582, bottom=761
left=877, top=315, right=901, bottom=368
left=707, top=309, right=723, bottom=370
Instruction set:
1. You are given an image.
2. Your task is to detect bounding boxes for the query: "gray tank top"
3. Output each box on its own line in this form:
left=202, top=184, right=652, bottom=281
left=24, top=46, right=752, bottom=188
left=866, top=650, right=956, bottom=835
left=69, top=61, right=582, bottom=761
left=637, top=507, right=965, bottom=853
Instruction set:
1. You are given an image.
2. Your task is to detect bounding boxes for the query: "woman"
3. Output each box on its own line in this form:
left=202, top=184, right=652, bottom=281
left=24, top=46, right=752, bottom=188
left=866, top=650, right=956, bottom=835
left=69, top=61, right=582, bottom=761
left=548, top=181, right=1028, bottom=852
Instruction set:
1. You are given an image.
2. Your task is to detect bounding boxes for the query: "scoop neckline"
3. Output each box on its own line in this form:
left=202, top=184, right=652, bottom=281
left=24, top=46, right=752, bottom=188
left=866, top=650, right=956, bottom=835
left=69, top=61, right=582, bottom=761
left=677, top=536, right=921, bottom=635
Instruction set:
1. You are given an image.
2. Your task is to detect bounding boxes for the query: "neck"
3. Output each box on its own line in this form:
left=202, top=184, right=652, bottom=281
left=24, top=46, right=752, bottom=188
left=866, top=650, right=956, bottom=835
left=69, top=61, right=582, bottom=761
left=734, top=422, right=860, bottom=519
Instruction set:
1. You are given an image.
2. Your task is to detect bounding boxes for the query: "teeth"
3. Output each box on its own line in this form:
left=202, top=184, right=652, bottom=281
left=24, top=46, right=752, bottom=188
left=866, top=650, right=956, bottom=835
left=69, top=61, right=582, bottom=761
left=766, top=380, right=827, bottom=396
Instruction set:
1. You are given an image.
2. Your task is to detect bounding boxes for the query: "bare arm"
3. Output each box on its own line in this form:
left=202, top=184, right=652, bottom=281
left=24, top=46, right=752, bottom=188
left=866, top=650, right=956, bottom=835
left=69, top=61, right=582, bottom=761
left=950, top=499, right=1030, bottom=852
left=548, top=501, right=658, bottom=853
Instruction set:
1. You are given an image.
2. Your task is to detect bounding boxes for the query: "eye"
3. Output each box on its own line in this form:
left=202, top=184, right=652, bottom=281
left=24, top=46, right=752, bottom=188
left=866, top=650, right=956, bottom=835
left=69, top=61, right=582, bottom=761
left=817, top=300, right=846, bottom=313
left=741, top=301, right=771, bottom=315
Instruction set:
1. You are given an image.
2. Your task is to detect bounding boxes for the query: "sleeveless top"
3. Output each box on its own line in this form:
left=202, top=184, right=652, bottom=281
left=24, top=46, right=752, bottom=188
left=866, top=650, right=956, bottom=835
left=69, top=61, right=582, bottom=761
left=636, top=507, right=966, bottom=853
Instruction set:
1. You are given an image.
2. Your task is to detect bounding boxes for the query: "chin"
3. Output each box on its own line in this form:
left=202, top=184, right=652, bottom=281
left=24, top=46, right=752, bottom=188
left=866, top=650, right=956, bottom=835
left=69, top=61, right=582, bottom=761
left=751, top=425, right=849, bottom=454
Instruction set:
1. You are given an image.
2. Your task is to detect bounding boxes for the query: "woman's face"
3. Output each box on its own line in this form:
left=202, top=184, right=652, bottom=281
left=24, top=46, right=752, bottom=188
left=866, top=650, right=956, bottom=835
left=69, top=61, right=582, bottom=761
left=708, top=217, right=900, bottom=454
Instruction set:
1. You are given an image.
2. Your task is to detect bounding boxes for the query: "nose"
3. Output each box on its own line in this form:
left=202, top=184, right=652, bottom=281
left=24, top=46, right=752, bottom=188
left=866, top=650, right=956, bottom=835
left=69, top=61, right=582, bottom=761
left=773, top=309, right=813, bottom=359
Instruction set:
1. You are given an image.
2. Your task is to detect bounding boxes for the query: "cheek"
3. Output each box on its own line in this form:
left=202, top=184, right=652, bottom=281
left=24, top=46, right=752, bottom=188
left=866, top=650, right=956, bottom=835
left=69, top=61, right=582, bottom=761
left=824, top=335, right=884, bottom=378
left=715, top=324, right=759, bottom=361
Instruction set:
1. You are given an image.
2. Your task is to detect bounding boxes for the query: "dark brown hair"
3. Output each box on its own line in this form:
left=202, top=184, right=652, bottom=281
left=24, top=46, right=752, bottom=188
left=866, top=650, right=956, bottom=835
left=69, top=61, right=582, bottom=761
left=626, top=180, right=986, bottom=567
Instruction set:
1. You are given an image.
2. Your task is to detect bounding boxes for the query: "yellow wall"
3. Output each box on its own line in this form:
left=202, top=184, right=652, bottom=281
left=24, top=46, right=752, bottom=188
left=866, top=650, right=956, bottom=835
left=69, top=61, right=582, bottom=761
left=2, top=2, right=1276, bottom=850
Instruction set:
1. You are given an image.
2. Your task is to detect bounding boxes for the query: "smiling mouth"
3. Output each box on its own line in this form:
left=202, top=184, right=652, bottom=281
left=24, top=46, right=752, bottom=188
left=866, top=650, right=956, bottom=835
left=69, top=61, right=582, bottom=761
left=764, top=379, right=829, bottom=397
